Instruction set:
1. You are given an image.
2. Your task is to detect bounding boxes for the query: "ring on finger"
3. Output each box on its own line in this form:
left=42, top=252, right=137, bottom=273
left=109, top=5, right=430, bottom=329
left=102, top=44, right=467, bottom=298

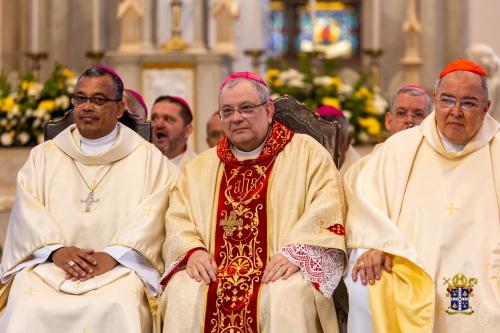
left=68, top=260, right=76, bottom=267
left=358, top=261, right=365, bottom=268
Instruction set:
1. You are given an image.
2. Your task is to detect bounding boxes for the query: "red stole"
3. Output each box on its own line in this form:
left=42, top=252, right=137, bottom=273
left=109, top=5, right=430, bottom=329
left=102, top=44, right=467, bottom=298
left=203, top=121, right=293, bottom=333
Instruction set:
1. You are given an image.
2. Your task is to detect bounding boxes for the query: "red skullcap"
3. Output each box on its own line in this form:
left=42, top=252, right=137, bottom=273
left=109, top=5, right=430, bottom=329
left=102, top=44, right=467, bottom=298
left=220, top=71, right=267, bottom=89
left=316, top=105, right=345, bottom=118
left=439, top=59, right=488, bottom=79
left=96, top=65, right=124, bottom=85
left=168, top=96, right=193, bottom=118
left=124, top=88, right=148, bottom=115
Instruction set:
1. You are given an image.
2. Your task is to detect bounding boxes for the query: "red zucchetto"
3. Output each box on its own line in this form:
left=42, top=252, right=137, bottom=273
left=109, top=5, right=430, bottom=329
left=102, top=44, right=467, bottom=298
left=439, top=59, right=488, bottom=79
left=220, top=72, right=267, bottom=89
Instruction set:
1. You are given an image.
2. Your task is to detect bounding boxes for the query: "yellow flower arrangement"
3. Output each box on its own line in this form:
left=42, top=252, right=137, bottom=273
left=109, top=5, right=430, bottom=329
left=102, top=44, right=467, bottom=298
left=0, top=64, right=75, bottom=146
left=266, top=55, right=388, bottom=144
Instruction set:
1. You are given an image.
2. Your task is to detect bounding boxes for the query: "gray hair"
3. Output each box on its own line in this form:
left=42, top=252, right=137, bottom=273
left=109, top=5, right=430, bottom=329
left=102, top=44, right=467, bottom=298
left=434, top=73, right=489, bottom=99
left=218, top=78, right=270, bottom=104
left=390, top=86, right=432, bottom=114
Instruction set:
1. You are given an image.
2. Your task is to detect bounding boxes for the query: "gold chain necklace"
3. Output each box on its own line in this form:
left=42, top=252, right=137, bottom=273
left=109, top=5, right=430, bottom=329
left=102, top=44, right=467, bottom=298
left=219, top=153, right=278, bottom=237
left=73, top=161, right=114, bottom=212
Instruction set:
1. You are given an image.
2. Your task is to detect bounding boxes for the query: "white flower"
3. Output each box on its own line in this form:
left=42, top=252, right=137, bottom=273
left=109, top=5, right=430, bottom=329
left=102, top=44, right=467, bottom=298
left=11, top=104, right=20, bottom=115
left=338, top=83, right=353, bottom=95
left=55, top=95, right=70, bottom=109
left=349, top=124, right=355, bottom=133
left=343, top=110, right=352, bottom=119
left=270, top=93, right=281, bottom=100
left=359, top=131, right=370, bottom=144
left=17, top=131, right=30, bottom=145
left=25, top=108, right=33, bottom=117
left=34, top=108, right=46, bottom=119
left=313, top=76, right=333, bottom=86
left=32, top=118, right=42, bottom=129
left=279, top=69, right=304, bottom=82
left=288, top=79, right=306, bottom=88
left=1, top=132, right=14, bottom=146
left=27, top=83, right=43, bottom=98
left=373, top=93, right=388, bottom=115
left=43, top=113, right=51, bottom=121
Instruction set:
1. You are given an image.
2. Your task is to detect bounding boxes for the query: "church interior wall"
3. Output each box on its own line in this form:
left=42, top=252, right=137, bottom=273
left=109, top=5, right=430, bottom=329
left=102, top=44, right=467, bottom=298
left=468, top=0, right=500, bottom=55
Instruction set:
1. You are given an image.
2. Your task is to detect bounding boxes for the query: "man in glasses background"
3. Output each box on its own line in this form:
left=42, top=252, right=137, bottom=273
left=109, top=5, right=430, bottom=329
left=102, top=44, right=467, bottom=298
left=345, top=60, right=500, bottom=332
left=0, top=66, right=177, bottom=332
left=385, top=84, right=432, bottom=135
left=159, top=71, right=346, bottom=332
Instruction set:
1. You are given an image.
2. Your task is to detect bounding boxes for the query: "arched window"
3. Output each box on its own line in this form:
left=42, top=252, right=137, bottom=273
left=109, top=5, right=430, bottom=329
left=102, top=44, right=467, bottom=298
left=269, top=0, right=360, bottom=62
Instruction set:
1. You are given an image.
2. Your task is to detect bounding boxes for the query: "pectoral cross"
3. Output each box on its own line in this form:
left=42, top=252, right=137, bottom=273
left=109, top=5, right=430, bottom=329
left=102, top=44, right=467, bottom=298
left=219, top=210, right=243, bottom=237
left=446, top=203, right=460, bottom=216
left=81, top=191, right=99, bottom=212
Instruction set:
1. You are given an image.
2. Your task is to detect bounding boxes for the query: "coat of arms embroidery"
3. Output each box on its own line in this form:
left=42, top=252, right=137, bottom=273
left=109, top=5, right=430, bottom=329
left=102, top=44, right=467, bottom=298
left=443, top=273, right=478, bottom=315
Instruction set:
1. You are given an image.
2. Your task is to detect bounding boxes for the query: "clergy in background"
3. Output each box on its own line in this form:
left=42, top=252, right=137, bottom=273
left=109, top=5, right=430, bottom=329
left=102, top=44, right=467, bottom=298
left=316, top=105, right=360, bottom=176
left=123, top=88, right=148, bottom=122
left=206, top=111, right=225, bottom=148
left=159, top=72, right=346, bottom=332
left=151, top=95, right=196, bottom=168
left=345, top=59, right=500, bottom=332
left=385, top=84, right=432, bottom=136
left=0, top=66, right=178, bottom=332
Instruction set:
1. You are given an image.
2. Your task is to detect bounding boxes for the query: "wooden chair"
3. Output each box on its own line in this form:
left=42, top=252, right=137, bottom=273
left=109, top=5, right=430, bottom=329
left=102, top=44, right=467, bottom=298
left=273, top=95, right=348, bottom=333
left=43, top=109, right=152, bottom=142
left=273, top=95, right=343, bottom=168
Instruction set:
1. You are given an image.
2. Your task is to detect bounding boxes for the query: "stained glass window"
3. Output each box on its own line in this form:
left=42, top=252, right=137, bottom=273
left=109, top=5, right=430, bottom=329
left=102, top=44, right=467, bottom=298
left=268, top=1, right=359, bottom=59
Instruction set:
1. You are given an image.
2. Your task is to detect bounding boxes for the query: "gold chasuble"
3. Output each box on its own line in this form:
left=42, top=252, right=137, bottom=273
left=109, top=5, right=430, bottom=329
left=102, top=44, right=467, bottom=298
left=160, top=121, right=346, bottom=333
left=345, top=112, right=500, bottom=332
left=0, top=124, right=178, bottom=332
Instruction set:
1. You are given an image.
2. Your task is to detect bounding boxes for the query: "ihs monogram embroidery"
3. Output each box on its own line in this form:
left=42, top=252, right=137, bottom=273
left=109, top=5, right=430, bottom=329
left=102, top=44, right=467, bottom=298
left=443, top=273, right=478, bottom=315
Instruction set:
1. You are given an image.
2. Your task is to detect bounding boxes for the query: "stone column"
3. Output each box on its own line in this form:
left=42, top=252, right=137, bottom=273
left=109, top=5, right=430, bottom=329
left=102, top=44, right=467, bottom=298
left=49, top=0, right=71, bottom=70
left=190, top=0, right=207, bottom=52
left=142, top=0, right=154, bottom=50
left=401, top=0, right=422, bottom=85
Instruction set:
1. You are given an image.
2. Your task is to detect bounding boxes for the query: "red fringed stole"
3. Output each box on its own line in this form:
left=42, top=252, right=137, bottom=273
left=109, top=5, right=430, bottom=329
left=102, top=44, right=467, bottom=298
left=204, top=122, right=293, bottom=333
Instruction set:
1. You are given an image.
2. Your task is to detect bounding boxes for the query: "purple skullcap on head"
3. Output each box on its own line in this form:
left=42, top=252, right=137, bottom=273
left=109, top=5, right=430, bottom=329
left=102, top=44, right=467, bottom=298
left=220, top=71, right=267, bottom=89
left=316, top=105, right=345, bottom=118
left=168, top=96, right=193, bottom=118
left=96, top=65, right=123, bottom=85
left=397, top=84, right=428, bottom=94
left=125, top=88, right=148, bottom=114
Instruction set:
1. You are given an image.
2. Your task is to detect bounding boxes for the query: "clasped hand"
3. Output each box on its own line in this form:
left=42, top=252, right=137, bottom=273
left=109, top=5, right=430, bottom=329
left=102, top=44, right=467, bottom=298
left=51, top=246, right=117, bottom=282
left=186, top=250, right=299, bottom=284
left=351, top=249, right=393, bottom=285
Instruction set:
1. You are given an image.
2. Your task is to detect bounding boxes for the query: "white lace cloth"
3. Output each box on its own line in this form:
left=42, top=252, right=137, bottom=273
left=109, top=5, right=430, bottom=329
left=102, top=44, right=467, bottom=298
left=281, top=244, right=344, bottom=298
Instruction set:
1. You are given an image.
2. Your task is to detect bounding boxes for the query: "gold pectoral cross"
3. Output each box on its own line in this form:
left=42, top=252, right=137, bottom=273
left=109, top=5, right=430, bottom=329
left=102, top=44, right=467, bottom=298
left=219, top=210, right=243, bottom=237
left=81, top=191, right=99, bottom=212
left=446, top=203, right=460, bottom=216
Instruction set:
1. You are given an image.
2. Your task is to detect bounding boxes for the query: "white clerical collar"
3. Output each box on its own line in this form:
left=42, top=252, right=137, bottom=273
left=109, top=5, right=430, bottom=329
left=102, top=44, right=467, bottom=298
left=170, top=152, right=184, bottom=166
left=231, top=139, right=267, bottom=161
left=80, top=126, right=118, bottom=154
left=438, top=130, right=466, bottom=153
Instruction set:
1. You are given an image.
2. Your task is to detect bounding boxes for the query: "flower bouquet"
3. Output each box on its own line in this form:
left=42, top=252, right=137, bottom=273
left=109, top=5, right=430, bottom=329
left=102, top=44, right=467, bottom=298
left=266, top=55, right=388, bottom=144
left=0, top=64, right=76, bottom=146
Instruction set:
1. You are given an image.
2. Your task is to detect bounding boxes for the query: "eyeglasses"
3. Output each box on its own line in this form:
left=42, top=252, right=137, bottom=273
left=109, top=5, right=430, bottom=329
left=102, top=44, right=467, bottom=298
left=72, top=95, right=121, bottom=106
left=219, top=101, right=267, bottom=120
left=438, top=95, right=483, bottom=111
left=392, top=110, right=426, bottom=119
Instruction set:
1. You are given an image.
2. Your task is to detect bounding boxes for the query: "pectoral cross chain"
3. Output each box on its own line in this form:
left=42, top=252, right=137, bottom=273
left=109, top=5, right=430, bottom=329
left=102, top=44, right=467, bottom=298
left=81, top=191, right=99, bottom=212
left=219, top=210, right=243, bottom=237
